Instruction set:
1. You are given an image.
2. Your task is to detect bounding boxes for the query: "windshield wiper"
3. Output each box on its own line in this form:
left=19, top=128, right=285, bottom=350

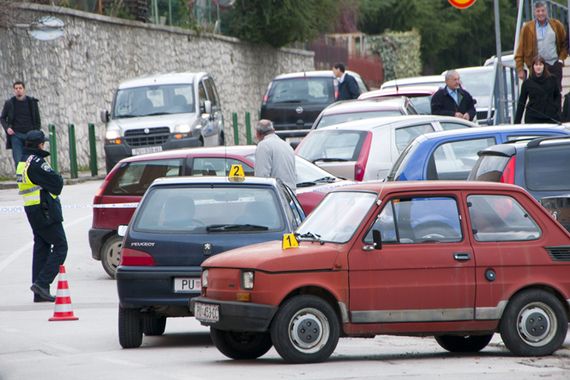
left=296, top=181, right=317, bottom=188
left=273, top=99, right=304, bottom=103
left=311, top=158, right=349, bottom=164
left=314, top=176, right=337, bottom=183
left=115, top=114, right=139, bottom=119
left=297, top=177, right=337, bottom=188
left=145, top=112, right=171, bottom=116
left=206, top=224, right=269, bottom=232
left=295, top=231, right=324, bottom=244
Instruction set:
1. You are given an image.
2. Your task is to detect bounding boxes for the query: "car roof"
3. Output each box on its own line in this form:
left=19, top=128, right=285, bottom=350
left=314, top=114, right=476, bottom=132
left=443, top=66, right=494, bottom=75
left=320, top=97, right=410, bottom=115
left=479, top=135, right=570, bottom=156
left=412, top=124, right=570, bottom=144
left=118, top=72, right=208, bottom=89
left=150, top=176, right=280, bottom=187
left=273, top=70, right=362, bottom=80
left=117, top=145, right=257, bottom=163
left=333, top=180, right=526, bottom=194
left=359, top=85, right=440, bottom=100
left=381, top=75, right=445, bottom=89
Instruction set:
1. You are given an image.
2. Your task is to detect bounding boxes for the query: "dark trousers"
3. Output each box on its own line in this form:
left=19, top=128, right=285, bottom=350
left=32, top=222, right=68, bottom=288
left=546, top=61, right=563, bottom=90
left=10, top=132, right=26, bottom=168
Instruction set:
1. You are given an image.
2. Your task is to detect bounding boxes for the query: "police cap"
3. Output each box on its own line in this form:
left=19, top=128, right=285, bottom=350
left=25, top=130, right=49, bottom=145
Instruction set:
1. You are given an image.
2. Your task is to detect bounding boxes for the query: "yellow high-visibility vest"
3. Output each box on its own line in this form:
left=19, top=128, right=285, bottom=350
left=16, top=155, right=56, bottom=207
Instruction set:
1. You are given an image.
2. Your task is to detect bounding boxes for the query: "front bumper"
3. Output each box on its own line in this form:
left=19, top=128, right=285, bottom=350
left=88, top=228, right=114, bottom=260
left=117, top=266, right=202, bottom=312
left=190, top=296, right=278, bottom=332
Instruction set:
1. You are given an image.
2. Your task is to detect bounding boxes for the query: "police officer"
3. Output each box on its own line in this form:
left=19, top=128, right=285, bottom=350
left=17, top=130, right=67, bottom=302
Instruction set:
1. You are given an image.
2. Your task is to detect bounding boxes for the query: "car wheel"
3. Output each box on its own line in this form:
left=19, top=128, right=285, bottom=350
left=270, top=295, right=340, bottom=364
left=118, top=306, right=143, bottom=348
left=435, top=334, right=493, bottom=353
left=143, top=314, right=166, bottom=336
left=500, top=289, right=568, bottom=356
left=210, top=328, right=272, bottom=360
left=101, top=234, right=122, bottom=279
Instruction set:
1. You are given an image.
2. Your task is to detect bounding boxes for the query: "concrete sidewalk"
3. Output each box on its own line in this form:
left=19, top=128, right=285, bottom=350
left=0, top=171, right=105, bottom=190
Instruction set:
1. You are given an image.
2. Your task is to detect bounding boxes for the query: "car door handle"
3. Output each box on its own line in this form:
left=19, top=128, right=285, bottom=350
left=453, top=252, right=471, bottom=261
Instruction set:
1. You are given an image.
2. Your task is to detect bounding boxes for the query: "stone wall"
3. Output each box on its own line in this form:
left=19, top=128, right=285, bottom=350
left=0, top=3, right=314, bottom=177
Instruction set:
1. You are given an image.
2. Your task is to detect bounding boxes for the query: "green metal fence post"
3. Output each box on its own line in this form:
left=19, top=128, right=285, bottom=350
left=245, top=112, right=253, bottom=145
left=88, top=123, right=98, bottom=177
left=68, top=124, right=78, bottom=179
left=232, top=112, right=239, bottom=145
left=48, top=124, right=58, bottom=172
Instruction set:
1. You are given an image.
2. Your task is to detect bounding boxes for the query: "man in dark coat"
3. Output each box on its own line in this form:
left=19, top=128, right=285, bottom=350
left=431, top=70, right=477, bottom=121
left=16, top=130, right=67, bottom=302
left=1, top=81, right=42, bottom=168
left=332, top=63, right=360, bottom=100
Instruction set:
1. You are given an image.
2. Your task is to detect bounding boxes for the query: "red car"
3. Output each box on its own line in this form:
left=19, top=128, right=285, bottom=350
left=192, top=181, right=570, bottom=363
left=89, top=146, right=349, bottom=278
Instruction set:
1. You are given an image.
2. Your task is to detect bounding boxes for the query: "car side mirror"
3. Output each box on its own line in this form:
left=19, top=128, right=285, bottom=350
left=372, top=229, right=382, bottom=250
left=100, top=110, right=110, bottom=123
left=117, top=225, right=128, bottom=237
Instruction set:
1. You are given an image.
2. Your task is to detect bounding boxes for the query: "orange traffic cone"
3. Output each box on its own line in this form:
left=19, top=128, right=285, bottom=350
left=49, top=265, right=78, bottom=322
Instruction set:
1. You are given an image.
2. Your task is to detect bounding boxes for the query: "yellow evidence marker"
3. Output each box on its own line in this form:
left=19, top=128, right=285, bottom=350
left=282, top=233, right=299, bottom=250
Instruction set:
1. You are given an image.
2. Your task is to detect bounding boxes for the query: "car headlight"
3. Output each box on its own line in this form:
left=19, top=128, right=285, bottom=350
left=202, top=269, right=209, bottom=288
left=105, top=127, right=121, bottom=140
left=242, top=271, right=254, bottom=290
left=174, top=123, right=191, bottom=133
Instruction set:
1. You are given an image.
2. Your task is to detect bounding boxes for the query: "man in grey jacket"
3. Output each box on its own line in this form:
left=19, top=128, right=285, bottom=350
left=254, top=119, right=296, bottom=190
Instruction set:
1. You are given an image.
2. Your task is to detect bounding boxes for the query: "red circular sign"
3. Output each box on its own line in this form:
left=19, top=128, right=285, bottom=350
left=448, top=0, right=477, bottom=9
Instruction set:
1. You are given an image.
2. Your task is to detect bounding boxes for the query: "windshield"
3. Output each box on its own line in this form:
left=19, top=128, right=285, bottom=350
left=297, top=130, right=367, bottom=162
left=267, top=78, right=334, bottom=104
left=408, top=96, right=432, bottom=114
left=133, top=186, right=284, bottom=233
left=113, top=83, right=195, bottom=118
left=316, top=110, right=402, bottom=129
left=296, top=191, right=377, bottom=243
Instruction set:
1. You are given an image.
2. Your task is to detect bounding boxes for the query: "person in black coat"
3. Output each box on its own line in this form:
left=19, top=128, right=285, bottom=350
left=514, top=55, right=561, bottom=124
left=16, top=130, right=67, bottom=302
left=332, top=63, right=360, bottom=100
left=431, top=70, right=477, bottom=121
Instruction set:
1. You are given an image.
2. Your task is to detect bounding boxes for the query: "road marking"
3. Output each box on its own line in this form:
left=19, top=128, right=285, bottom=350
left=0, top=214, right=91, bottom=273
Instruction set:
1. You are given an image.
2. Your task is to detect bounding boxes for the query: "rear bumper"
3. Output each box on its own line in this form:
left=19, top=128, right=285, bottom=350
left=117, top=266, right=202, bottom=312
left=190, top=296, right=278, bottom=332
left=88, top=228, right=114, bottom=260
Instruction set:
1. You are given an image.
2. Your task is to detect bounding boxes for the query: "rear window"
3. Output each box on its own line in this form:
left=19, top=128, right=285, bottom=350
left=191, top=157, right=253, bottom=176
left=469, top=154, right=511, bottom=182
left=104, top=159, right=184, bottom=196
left=267, top=78, right=334, bottom=104
left=297, top=130, right=367, bottom=162
left=409, top=96, right=432, bottom=114
left=525, top=144, right=570, bottom=191
left=133, top=186, right=284, bottom=233
left=316, top=110, right=402, bottom=129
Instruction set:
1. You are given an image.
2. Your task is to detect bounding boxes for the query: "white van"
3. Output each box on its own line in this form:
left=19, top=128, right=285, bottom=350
left=101, top=72, right=224, bottom=172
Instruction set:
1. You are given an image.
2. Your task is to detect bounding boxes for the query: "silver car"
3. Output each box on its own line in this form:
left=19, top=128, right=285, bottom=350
left=296, top=115, right=477, bottom=181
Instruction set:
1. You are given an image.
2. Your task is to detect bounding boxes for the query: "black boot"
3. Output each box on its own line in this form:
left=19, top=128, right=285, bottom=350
left=30, top=283, right=56, bottom=302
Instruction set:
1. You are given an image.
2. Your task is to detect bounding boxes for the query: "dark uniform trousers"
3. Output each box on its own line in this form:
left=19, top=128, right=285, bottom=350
left=32, top=221, right=67, bottom=288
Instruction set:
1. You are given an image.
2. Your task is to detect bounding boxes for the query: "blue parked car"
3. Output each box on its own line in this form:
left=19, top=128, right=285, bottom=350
left=387, top=125, right=570, bottom=181
left=116, top=176, right=305, bottom=348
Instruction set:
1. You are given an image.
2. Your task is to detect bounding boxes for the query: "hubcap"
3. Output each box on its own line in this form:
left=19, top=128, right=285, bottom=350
left=106, top=240, right=122, bottom=270
left=288, top=308, right=329, bottom=353
left=517, top=303, right=556, bottom=347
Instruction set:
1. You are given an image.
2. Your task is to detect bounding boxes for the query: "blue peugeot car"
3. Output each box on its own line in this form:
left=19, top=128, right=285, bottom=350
left=116, top=176, right=305, bottom=348
left=387, top=125, right=570, bottom=182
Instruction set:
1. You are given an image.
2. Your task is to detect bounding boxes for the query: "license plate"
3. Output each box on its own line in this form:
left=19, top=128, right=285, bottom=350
left=132, top=146, right=163, bottom=155
left=174, top=278, right=201, bottom=293
left=194, top=302, right=219, bottom=323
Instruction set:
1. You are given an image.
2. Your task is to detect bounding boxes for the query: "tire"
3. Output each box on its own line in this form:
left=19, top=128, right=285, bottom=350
left=143, top=314, right=166, bottom=336
left=210, top=328, right=272, bottom=360
left=500, top=289, right=568, bottom=356
left=270, top=295, right=340, bottom=364
left=101, top=234, right=123, bottom=279
left=435, top=334, right=493, bottom=353
left=118, top=306, right=143, bottom=348
left=414, top=223, right=458, bottom=243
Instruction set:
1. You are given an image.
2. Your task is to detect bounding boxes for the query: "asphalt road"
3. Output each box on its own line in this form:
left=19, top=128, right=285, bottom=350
left=0, top=180, right=569, bottom=380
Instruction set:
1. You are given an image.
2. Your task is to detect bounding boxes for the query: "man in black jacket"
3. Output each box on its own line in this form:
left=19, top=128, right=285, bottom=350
left=332, top=63, right=360, bottom=100
left=431, top=70, right=477, bottom=121
left=1, top=81, right=42, bottom=168
left=16, top=130, right=67, bottom=302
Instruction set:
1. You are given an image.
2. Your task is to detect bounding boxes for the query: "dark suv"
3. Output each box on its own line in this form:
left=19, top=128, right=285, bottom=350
left=468, top=136, right=570, bottom=231
left=260, top=70, right=368, bottom=146
left=117, top=176, right=305, bottom=348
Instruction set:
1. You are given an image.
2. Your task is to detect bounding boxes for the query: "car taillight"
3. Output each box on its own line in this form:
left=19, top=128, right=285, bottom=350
left=262, top=83, right=272, bottom=106
left=500, top=156, right=516, bottom=184
left=354, top=132, right=372, bottom=181
left=120, top=247, right=155, bottom=266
